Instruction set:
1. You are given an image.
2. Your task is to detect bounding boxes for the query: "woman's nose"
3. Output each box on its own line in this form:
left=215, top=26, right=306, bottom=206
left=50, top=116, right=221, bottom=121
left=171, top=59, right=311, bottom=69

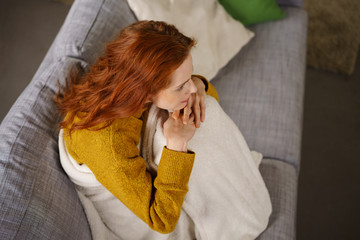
left=188, top=79, right=197, bottom=94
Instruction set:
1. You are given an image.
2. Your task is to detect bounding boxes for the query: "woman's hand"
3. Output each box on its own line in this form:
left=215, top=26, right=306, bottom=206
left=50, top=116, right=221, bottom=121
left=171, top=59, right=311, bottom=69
left=163, top=112, right=196, bottom=152
left=173, top=76, right=206, bottom=128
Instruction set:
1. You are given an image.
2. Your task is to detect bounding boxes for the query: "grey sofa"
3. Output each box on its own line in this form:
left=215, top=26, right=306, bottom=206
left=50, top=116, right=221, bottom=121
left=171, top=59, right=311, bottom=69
left=0, top=0, right=308, bottom=239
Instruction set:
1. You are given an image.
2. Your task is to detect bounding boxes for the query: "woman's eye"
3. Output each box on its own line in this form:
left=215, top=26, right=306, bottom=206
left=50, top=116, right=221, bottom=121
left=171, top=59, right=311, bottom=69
left=177, top=85, right=184, bottom=91
left=177, top=80, right=190, bottom=91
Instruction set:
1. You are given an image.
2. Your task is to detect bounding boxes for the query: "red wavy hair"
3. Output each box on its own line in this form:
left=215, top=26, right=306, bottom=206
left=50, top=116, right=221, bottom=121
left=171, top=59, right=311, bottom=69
left=55, top=21, right=195, bottom=133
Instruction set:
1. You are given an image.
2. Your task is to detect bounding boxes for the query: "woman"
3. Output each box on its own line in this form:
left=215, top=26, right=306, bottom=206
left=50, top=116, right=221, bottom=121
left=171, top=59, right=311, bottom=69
left=56, top=20, right=219, bottom=234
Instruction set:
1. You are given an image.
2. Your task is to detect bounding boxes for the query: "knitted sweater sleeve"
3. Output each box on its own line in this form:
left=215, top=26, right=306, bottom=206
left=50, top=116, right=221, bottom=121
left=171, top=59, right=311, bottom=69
left=65, top=114, right=195, bottom=234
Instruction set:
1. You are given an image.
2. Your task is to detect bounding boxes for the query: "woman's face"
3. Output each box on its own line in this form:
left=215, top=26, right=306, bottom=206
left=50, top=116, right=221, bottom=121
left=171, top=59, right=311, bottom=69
left=150, top=54, right=197, bottom=111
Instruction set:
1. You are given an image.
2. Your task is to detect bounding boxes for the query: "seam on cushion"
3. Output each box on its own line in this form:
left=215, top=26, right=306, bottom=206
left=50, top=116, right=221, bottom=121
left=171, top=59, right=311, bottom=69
left=53, top=1, right=80, bottom=59
left=3, top=60, right=65, bottom=239
left=52, top=0, right=105, bottom=60
left=262, top=156, right=299, bottom=172
left=14, top=68, right=58, bottom=239
left=79, top=0, right=105, bottom=52
left=1, top=60, right=57, bottom=183
left=1, top=111, right=30, bottom=240
left=10, top=90, right=47, bottom=239
left=14, top=58, right=89, bottom=238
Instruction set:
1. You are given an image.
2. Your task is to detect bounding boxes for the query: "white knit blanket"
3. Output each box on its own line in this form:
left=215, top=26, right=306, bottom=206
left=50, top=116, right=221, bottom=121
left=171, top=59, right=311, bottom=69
left=59, top=95, right=272, bottom=240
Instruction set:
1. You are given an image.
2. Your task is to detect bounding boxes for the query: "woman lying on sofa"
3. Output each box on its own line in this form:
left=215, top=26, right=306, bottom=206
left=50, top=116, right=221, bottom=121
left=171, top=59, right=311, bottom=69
left=56, top=20, right=271, bottom=240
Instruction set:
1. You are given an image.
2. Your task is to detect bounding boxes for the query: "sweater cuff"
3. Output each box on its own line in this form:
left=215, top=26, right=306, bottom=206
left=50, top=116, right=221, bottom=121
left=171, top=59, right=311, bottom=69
left=156, top=146, right=195, bottom=185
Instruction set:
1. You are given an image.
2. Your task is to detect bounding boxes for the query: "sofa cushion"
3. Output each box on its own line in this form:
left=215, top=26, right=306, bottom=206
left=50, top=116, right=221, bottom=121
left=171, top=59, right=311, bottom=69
left=53, top=0, right=137, bottom=65
left=0, top=0, right=305, bottom=238
left=219, top=0, right=286, bottom=26
left=212, top=7, right=308, bottom=171
left=0, top=56, right=91, bottom=239
left=0, top=0, right=139, bottom=238
left=257, top=158, right=298, bottom=240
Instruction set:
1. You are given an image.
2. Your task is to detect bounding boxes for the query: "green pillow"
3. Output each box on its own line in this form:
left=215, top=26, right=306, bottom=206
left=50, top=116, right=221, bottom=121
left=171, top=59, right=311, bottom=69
left=219, top=0, right=286, bottom=26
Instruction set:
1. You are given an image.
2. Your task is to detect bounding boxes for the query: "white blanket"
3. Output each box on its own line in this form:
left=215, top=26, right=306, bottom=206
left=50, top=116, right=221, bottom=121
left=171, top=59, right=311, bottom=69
left=59, top=95, right=272, bottom=240
left=127, top=0, right=254, bottom=80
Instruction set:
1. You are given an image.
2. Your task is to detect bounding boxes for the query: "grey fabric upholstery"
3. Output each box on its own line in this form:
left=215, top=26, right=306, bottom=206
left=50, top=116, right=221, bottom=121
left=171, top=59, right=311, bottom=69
left=0, top=57, right=92, bottom=239
left=54, top=0, right=136, bottom=65
left=257, top=158, right=298, bottom=240
left=0, top=0, right=306, bottom=239
left=212, top=7, right=308, bottom=171
left=0, top=0, right=136, bottom=239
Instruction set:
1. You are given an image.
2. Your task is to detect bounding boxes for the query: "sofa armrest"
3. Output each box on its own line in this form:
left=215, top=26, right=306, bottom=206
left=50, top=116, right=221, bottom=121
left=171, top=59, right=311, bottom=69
left=0, top=56, right=92, bottom=239
left=0, top=0, right=138, bottom=238
left=256, top=159, right=299, bottom=240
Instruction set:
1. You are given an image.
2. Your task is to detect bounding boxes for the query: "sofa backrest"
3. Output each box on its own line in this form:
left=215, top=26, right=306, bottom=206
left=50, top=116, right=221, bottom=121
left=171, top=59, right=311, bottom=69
left=0, top=0, right=136, bottom=239
left=0, top=0, right=304, bottom=238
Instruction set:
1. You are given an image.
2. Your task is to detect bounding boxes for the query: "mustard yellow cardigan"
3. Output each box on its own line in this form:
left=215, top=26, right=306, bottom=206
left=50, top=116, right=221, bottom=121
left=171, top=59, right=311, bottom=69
left=63, top=75, right=219, bottom=234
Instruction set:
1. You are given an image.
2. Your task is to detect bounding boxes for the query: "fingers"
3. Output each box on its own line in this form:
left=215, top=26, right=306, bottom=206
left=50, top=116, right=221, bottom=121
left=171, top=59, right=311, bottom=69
left=188, top=112, right=195, bottom=124
left=200, top=94, right=206, bottom=122
left=182, top=95, right=193, bottom=124
left=183, top=107, right=191, bottom=124
left=193, top=96, right=201, bottom=128
left=181, top=93, right=205, bottom=128
left=173, top=93, right=205, bottom=128
left=172, top=109, right=180, bottom=120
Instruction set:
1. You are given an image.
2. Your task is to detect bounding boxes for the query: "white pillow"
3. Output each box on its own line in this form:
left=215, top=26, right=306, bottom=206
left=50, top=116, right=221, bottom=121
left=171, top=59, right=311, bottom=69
left=127, top=0, right=254, bottom=80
